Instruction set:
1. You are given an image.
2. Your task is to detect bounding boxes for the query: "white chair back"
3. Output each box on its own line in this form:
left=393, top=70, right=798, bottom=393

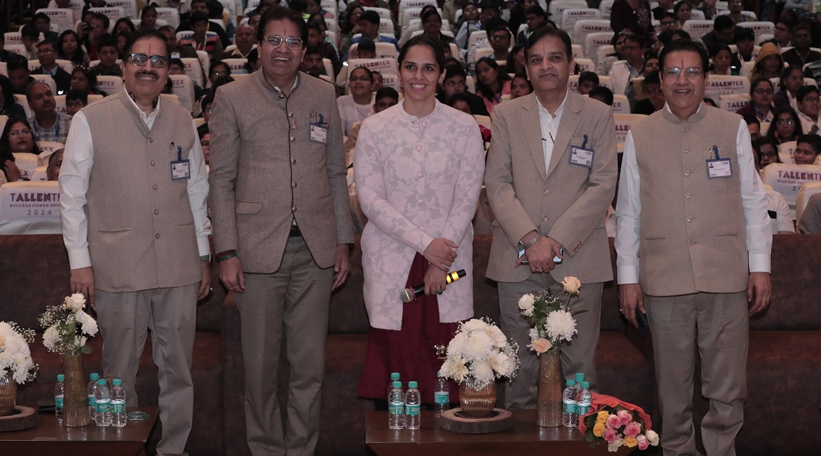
left=586, top=32, right=614, bottom=62
left=549, top=0, right=588, bottom=27
left=613, top=114, right=647, bottom=146
left=14, top=94, right=31, bottom=118
left=467, top=30, right=487, bottom=50
left=96, top=75, right=123, bottom=96
left=0, top=181, right=63, bottom=235
left=473, top=47, right=494, bottom=63
left=222, top=58, right=248, bottom=75
left=736, top=21, right=774, bottom=43
left=740, top=10, right=757, bottom=20
left=54, top=95, right=66, bottom=115
left=169, top=74, right=196, bottom=113
left=598, top=0, right=614, bottom=18
left=5, top=44, right=28, bottom=57
left=156, top=7, right=180, bottom=28
left=106, top=0, right=136, bottom=18
left=561, top=9, right=601, bottom=34
left=681, top=19, right=714, bottom=39
left=689, top=9, right=705, bottom=20
left=611, top=94, right=630, bottom=114
left=160, top=93, right=180, bottom=105
left=704, top=75, right=750, bottom=101
left=363, top=6, right=391, bottom=18
left=575, top=58, right=594, bottom=73
left=398, top=0, right=437, bottom=19
left=719, top=93, right=750, bottom=112
left=796, top=181, right=821, bottom=223
left=761, top=163, right=821, bottom=218
left=380, top=73, right=401, bottom=92
left=11, top=153, right=39, bottom=181
left=182, top=57, right=204, bottom=88
left=574, top=20, right=611, bottom=46
left=346, top=58, right=399, bottom=76
left=571, top=44, right=583, bottom=60
left=378, top=18, right=395, bottom=35
left=37, top=142, right=64, bottom=165
left=30, top=75, right=57, bottom=94
left=35, top=8, right=75, bottom=32
left=778, top=141, right=797, bottom=164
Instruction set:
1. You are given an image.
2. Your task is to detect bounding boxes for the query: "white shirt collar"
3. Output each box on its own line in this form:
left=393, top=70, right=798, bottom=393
left=126, top=91, right=162, bottom=128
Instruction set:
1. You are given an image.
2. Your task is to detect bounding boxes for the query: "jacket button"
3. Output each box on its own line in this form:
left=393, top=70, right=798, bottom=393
left=149, top=137, right=154, bottom=143
left=292, top=182, right=297, bottom=188
left=154, top=209, right=159, bottom=215
left=292, top=206, right=297, bottom=212
left=153, top=184, right=158, bottom=190
left=417, top=171, right=423, bottom=178
left=686, top=216, right=693, bottom=222
left=155, top=233, right=160, bottom=239
left=289, top=112, right=294, bottom=117
left=543, top=189, right=549, bottom=195
left=150, top=160, right=155, bottom=166
left=686, top=193, right=691, bottom=199
left=683, top=148, right=689, bottom=154
left=290, top=136, right=295, bottom=141
left=291, top=158, right=296, bottom=164
left=542, top=215, right=548, bottom=221
left=684, top=171, right=691, bottom=177
left=689, top=240, right=695, bottom=246
left=417, top=199, right=423, bottom=205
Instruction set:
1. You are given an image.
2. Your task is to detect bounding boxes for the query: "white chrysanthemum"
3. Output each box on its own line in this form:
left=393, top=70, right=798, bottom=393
left=463, top=330, right=492, bottom=360
left=462, top=319, right=487, bottom=332
left=447, top=332, right=467, bottom=357
left=546, top=310, right=577, bottom=342
left=448, top=356, right=469, bottom=383
left=75, top=311, right=98, bottom=337
left=471, top=359, right=494, bottom=383
left=487, top=325, right=507, bottom=348
left=43, top=326, right=59, bottom=351
left=490, top=351, right=513, bottom=376
left=518, top=293, right=535, bottom=311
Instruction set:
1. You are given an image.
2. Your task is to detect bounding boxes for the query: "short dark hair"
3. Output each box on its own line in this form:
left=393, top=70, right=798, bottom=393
left=159, top=24, right=176, bottom=34
left=33, top=12, right=51, bottom=23
left=123, top=27, right=170, bottom=59
left=797, top=133, right=821, bottom=153
left=37, top=40, right=55, bottom=51
left=735, top=27, right=755, bottom=42
left=66, top=89, right=88, bottom=104
left=7, top=54, right=29, bottom=72
left=201, top=92, right=215, bottom=109
left=447, top=92, right=474, bottom=112
left=578, top=71, right=599, bottom=86
left=197, top=123, right=209, bottom=139
left=350, top=66, right=373, bottom=82
left=443, top=62, right=466, bottom=81
left=797, top=85, right=820, bottom=103
left=524, top=5, right=546, bottom=19
left=749, top=77, right=773, bottom=96
left=92, top=13, right=110, bottom=30
left=189, top=11, right=210, bottom=26
left=398, top=35, right=446, bottom=74
left=257, top=6, right=308, bottom=45
left=304, top=44, right=322, bottom=56
left=589, top=86, right=614, bottom=105
left=141, top=5, right=157, bottom=18
left=169, top=58, right=185, bottom=69
left=744, top=115, right=760, bottom=127
left=21, top=23, right=39, bottom=39
left=623, top=33, right=645, bottom=49
left=643, top=69, right=661, bottom=86
left=525, top=27, right=572, bottom=61
left=207, top=0, right=224, bottom=18
left=98, top=35, right=117, bottom=51
left=375, top=87, right=399, bottom=101
left=421, top=8, right=442, bottom=23
left=713, top=15, right=735, bottom=32
left=209, top=60, right=231, bottom=78
left=485, top=17, right=509, bottom=35
left=359, top=10, right=380, bottom=25
left=792, top=24, right=810, bottom=35
left=0, top=75, right=16, bottom=107
left=306, top=19, right=323, bottom=32
left=71, top=66, right=97, bottom=89
left=752, top=136, right=779, bottom=164
left=357, top=38, right=376, bottom=53
left=659, top=39, right=709, bottom=73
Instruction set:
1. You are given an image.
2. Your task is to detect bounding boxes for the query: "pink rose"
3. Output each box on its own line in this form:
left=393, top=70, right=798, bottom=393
left=531, top=338, right=552, bottom=354
left=637, top=434, right=649, bottom=450
left=624, top=421, right=641, bottom=438
left=606, top=413, right=621, bottom=429
left=617, top=409, right=633, bottom=425
left=602, top=428, right=618, bottom=443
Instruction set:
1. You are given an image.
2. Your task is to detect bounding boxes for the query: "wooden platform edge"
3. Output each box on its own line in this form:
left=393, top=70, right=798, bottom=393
left=439, top=408, right=514, bottom=434
left=0, top=406, right=37, bottom=432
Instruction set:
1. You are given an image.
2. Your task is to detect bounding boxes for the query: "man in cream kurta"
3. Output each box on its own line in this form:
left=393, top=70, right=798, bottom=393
left=616, top=40, right=771, bottom=456
left=60, top=29, right=211, bottom=456
left=485, top=28, right=618, bottom=409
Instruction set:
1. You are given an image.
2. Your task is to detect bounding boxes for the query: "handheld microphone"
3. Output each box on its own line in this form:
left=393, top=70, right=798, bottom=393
left=400, top=270, right=466, bottom=303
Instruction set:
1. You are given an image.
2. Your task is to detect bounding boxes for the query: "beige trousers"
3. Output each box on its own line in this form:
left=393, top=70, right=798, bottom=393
left=95, top=284, right=198, bottom=456
left=645, top=291, right=748, bottom=456
left=498, top=273, right=603, bottom=409
left=236, top=236, right=334, bottom=456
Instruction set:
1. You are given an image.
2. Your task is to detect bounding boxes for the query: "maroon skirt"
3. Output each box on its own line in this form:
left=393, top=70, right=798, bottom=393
left=357, top=253, right=461, bottom=404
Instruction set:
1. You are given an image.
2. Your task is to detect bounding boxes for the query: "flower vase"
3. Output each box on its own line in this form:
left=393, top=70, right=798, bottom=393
left=0, top=372, right=16, bottom=416
left=459, top=380, right=496, bottom=417
left=63, top=354, right=89, bottom=427
left=537, top=351, right=563, bottom=427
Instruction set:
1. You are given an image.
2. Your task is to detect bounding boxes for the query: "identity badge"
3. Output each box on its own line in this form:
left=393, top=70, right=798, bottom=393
left=309, top=111, right=328, bottom=144
left=569, top=134, right=594, bottom=168
left=170, top=144, right=190, bottom=180
left=706, top=145, right=732, bottom=179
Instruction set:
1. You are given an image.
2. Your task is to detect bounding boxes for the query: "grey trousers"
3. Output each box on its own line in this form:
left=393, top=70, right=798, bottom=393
left=236, top=236, right=334, bottom=456
left=95, top=284, right=198, bottom=456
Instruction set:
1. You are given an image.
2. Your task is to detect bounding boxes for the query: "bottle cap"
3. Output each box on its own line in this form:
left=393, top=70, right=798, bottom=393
left=437, top=371, right=443, bottom=378
left=57, top=374, right=65, bottom=382
left=566, top=379, right=575, bottom=386
left=408, top=381, right=418, bottom=388
left=391, top=372, right=400, bottom=380
left=575, top=373, right=584, bottom=382
left=90, top=373, right=99, bottom=380
left=392, top=381, right=402, bottom=388
left=112, top=379, right=122, bottom=386
left=97, top=378, right=107, bottom=385
left=581, top=381, right=589, bottom=388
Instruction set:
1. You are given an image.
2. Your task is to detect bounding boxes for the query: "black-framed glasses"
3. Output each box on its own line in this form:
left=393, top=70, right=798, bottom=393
left=662, top=67, right=703, bottom=79
left=776, top=118, right=795, bottom=125
left=264, top=35, right=303, bottom=49
left=127, top=53, right=169, bottom=68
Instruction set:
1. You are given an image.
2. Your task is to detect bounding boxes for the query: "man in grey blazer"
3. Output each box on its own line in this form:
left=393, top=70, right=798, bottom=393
left=208, top=7, right=354, bottom=456
left=485, top=27, right=618, bottom=409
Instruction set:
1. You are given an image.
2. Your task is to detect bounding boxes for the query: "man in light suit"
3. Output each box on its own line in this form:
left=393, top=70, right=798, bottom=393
left=208, top=6, right=354, bottom=456
left=485, top=27, right=618, bottom=409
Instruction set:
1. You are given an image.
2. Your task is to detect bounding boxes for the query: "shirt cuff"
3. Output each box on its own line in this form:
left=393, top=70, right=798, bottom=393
left=197, top=236, right=211, bottom=257
left=749, top=253, right=771, bottom=273
left=67, top=248, right=91, bottom=270
left=616, top=265, right=640, bottom=285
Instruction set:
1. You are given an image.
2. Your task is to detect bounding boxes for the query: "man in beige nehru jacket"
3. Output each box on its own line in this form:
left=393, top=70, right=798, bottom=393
left=485, top=27, right=618, bottom=409
left=616, top=40, right=772, bottom=456
left=60, top=28, right=211, bottom=456
left=208, top=6, right=353, bottom=456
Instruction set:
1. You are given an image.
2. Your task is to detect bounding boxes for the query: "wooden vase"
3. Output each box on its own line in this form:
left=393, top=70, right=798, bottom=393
left=0, top=372, right=16, bottom=416
left=459, top=381, right=496, bottom=417
left=63, top=354, right=89, bottom=427
left=537, top=351, right=563, bottom=427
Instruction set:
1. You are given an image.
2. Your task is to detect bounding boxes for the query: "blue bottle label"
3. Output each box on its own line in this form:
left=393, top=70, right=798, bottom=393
left=55, top=396, right=64, bottom=408
left=112, top=401, right=125, bottom=414
left=563, top=401, right=576, bottom=413
left=389, top=402, right=404, bottom=415
left=577, top=404, right=590, bottom=415
left=96, top=399, right=110, bottom=414
left=434, top=392, right=449, bottom=405
left=406, top=404, right=420, bottom=416
left=88, top=395, right=95, bottom=407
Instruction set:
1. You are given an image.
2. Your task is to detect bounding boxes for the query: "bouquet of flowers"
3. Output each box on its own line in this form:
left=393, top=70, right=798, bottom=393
left=39, top=294, right=99, bottom=356
left=580, top=393, right=660, bottom=452
left=438, top=318, right=520, bottom=389
left=0, top=321, right=38, bottom=384
left=518, top=276, right=581, bottom=355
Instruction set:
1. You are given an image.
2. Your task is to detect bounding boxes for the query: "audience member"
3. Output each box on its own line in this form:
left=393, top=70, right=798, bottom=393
left=673, top=1, right=692, bottom=27
left=32, top=12, right=59, bottom=46
left=27, top=81, right=72, bottom=143
left=766, top=106, right=802, bottom=145
left=337, top=66, right=374, bottom=135
left=93, top=36, right=123, bottom=77
left=589, top=86, right=614, bottom=105
left=658, top=28, right=691, bottom=46
left=750, top=42, right=784, bottom=81
left=306, top=20, right=341, bottom=77
left=7, top=55, right=33, bottom=95
left=643, top=51, right=659, bottom=73
left=421, top=9, right=455, bottom=49
left=703, top=97, right=717, bottom=107
left=179, top=11, right=224, bottom=58
left=474, top=57, right=511, bottom=113
left=343, top=86, right=399, bottom=167
left=737, top=78, right=775, bottom=122
left=797, top=193, right=821, bottom=233
left=782, top=26, right=820, bottom=67
left=0, top=117, right=40, bottom=183
left=745, top=115, right=762, bottom=139
left=200, top=93, right=214, bottom=122
left=160, top=25, right=198, bottom=59
left=246, top=48, right=261, bottom=73
left=467, top=17, right=508, bottom=73
left=609, top=33, right=646, bottom=95
left=443, top=0, right=470, bottom=24
left=31, top=41, right=71, bottom=95
left=796, top=85, right=821, bottom=134
left=227, top=23, right=256, bottom=59
left=774, top=65, right=804, bottom=110
left=727, top=0, right=752, bottom=23
left=610, top=0, right=655, bottom=43
left=652, top=0, right=674, bottom=20
left=753, top=135, right=780, bottom=168
left=344, top=10, right=398, bottom=61
left=65, top=89, right=88, bottom=116
left=0, top=75, right=25, bottom=118
left=708, top=43, right=736, bottom=75
left=204, top=0, right=231, bottom=47
left=730, top=27, right=756, bottom=72
left=510, top=73, right=533, bottom=99
left=20, top=23, right=40, bottom=59
left=772, top=20, right=792, bottom=48
left=700, top=15, right=735, bottom=57
left=485, top=18, right=513, bottom=65
left=246, top=10, right=262, bottom=34
left=506, top=44, right=527, bottom=74
left=208, top=60, right=231, bottom=87
left=113, top=17, right=136, bottom=36
left=633, top=70, right=663, bottom=114
left=784, top=0, right=813, bottom=22
left=793, top=133, right=821, bottom=164
left=339, top=5, right=364, bottom=50
left=658, top=12, right=678, bottom=33
left=518, top=5, right=548, bottom=44
left=138, top=5, right=159, bottom=29
left=371, top=72, right=383, bottom=91
left=700, top=0, right=720, bottom=19
left=597, top=31, right=631, bottom=76
left=70, top=66, right=103, bottom=95
left=208, top=7, right=354, bottom=455
left=456, top=0, right=500, bottom=49
left=436, top=62, right=489, bottom=115
left=82, top=13, right=110, bottom=60
left=299, top=45, right=326, bottom=77
left=115, top=31, right=131, bottom=58
left=46, top=148, right=63, bottom=181
left=447, top=91, right=473, bottom=113
left=197, top=124, right=210, bottom=166
left=0, top=34, right=17, bottom=63
left=578, top=71, right=600, bottom=95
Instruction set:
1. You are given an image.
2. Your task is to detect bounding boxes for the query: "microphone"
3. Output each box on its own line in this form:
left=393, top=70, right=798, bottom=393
left=400, top=269, right=466, bottom=303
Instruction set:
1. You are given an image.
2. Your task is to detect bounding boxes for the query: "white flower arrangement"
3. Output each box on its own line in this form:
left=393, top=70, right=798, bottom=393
left=0, top=321, right=38, bottom=384
left=520, top=276, right=581, bottom=355
left=439, top=318, right=519, bottom=389
left=39, top=294, right=99, bottom=356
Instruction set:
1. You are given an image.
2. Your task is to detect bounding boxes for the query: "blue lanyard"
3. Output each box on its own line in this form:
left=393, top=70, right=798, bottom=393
left=753, top=106, right=771, bottom=122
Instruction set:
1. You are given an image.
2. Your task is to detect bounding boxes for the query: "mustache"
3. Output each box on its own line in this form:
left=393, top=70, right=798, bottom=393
left=136, top=70, right=159, bottom=79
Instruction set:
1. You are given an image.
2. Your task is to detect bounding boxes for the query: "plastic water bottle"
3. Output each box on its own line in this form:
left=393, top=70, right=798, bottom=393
left=562, top=379, right=578, bottom=428
left=388, top=381, right=404, bottom=430
left=87, top=372, right=99, bottom=420
left=55, top=374, right=65, bottom=424
left=111, top=379, right=127, bottom=428
left=576, top=381, right=592, bottom=418
left=95, top=378, right=112, bottom=427
left=389, top=372, right=400, bottom=395
left=434, top=372, right=449, bottom=418
left=404, top=381, right=421, bottom=430
left=575, top=372, right=585, bottom=386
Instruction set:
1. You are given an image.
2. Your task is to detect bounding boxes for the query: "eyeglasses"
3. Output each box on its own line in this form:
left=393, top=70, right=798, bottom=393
left=66, top=100, right=86, bottom=107
left=661, top=21, right=675, bottom=25
left=39, top=48, right=54, bottom=54
left=490, top=35, right=510, bottom=42
left=776, top=118, right=795, bottom=125
left=8, top=129, right=31, bottom=137
left=349, top=76, right=371, bottom=82
left=754, top=88, right=774, bottom=95
left=662, top=67, right=704, bottom=79
left=803, top=97, right=820, bottom=103
left=127, top=53, right=169, bottom=68
left=212, top=71, right=227, bottom=78
left=264, top=35, right=303, bottom=49
left=760, top=151, right=778, bottom=158
left=200, top=140, right=210, bottom=147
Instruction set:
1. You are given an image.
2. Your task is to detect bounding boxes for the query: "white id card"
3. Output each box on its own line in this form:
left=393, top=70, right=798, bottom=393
left=171, top=160, right=191, bottom=180
left=706, top=159, right=732, bottom=178
left=569, top=146, right=594, bottom=168
left=309, top=124, right=328, bottom=144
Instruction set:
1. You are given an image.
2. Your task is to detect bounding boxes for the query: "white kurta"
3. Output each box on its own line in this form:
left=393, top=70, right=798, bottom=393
left=354, top=100, right=485, bottom=330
